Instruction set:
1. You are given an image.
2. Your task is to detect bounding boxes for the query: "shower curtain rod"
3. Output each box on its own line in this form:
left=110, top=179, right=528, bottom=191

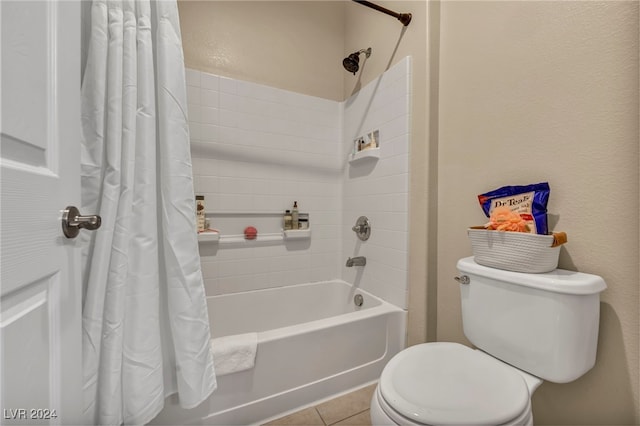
left=352, top=1, right=412, bottom=26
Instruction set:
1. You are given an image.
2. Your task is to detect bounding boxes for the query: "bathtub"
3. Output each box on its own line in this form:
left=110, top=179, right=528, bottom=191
left=151, top=280, right=406, bottom=425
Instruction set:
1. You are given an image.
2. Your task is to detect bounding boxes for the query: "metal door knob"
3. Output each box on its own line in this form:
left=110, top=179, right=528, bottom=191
left=62, top=206, right=101, bottom=238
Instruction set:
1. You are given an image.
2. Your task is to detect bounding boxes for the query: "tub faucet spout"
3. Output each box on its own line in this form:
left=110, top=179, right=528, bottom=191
left=346, top=256, right=366, bottom=267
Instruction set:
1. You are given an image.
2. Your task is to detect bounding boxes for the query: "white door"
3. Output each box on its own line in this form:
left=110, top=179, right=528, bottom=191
left=1, top=1, right=84, bottom=424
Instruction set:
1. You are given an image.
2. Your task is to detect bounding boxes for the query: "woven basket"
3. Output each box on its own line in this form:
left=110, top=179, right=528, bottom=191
left=467, top=227, right=567, bottom=273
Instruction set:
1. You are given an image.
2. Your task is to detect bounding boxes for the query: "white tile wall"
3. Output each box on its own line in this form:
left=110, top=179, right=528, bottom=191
left=187, top=69, right=343, bottom=296
left=187, top=57, right=410, bottom=309
left=341, top=57, right=411, bottom=309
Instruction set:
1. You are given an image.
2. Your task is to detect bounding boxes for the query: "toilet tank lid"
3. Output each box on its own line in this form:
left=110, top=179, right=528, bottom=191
left=457, top=257, right=607, bottom=295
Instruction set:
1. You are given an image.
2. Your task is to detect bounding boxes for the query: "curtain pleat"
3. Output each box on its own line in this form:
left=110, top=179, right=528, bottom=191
left=80, top=1, right=216, bottom=424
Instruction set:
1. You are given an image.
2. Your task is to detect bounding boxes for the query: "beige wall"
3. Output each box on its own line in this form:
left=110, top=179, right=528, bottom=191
left=178, top=1, right=345, bottom=101
left=438, top=1, right=639, bottom=424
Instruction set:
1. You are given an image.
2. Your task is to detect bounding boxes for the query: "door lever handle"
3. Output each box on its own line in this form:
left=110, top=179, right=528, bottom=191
left=62, top=206, right=101, bottom=238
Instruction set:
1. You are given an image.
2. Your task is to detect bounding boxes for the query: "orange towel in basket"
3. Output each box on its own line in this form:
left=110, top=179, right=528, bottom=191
left=552, top=232, right=567, bottom=247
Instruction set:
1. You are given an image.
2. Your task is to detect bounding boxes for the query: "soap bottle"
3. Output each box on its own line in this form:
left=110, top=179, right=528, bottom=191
left=196, top=195, right=206, bottom=232
left=284, top=210, right=292, bottom=230
left=291, top=201, right=299, bottom=230
left=369, top=131, right=377, bottom=149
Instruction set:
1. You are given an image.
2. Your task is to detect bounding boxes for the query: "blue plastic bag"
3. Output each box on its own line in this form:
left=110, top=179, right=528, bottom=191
left=477, top=182, right=550, bottom=234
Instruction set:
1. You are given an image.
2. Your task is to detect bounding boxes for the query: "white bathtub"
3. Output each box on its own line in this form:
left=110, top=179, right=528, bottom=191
left=151, top=280, right=406, bottom=425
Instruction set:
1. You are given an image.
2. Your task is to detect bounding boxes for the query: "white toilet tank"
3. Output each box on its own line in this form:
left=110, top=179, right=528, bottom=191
left=457, top=257, right=607, bottom=383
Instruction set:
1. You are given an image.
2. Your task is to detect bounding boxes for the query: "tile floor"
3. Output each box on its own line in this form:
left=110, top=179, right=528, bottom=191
left=263, top=383, right=376, bottom=426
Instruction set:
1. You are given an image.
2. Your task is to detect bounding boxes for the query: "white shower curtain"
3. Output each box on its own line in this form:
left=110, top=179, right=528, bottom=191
left=80, top=1, right=216, bottom=424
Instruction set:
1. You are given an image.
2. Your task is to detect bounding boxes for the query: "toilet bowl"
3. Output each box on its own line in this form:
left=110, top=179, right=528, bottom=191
left=370, top=257, right=607, bottom=426
left=370, top=342, right=540, bottom=426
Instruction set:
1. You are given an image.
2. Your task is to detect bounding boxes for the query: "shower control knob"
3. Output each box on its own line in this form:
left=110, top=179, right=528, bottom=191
left=61, top=206, right=102, bottom=239
left=454, top=275, right=470, bottom=285
left=352, top=216, right=371, bottom=241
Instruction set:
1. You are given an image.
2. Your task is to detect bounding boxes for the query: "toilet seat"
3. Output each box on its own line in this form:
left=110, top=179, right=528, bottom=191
left=378, top=342, right=531, bottom=425
left=372, top=385, right=533, bottom=426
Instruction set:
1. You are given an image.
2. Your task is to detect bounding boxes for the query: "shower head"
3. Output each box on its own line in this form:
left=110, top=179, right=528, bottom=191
left=343, top=48, right=372, bottom=75
left=343, top=54, right=360, bottom=74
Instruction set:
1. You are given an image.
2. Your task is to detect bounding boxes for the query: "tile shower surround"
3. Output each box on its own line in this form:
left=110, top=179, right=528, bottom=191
left=187, top=57, right=410, bottom=309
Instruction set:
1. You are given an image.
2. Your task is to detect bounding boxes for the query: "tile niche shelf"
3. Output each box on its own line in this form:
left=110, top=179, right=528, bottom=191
left=197, top=228, right=310, bottom=244
left=283, top=228, right=311, bottom=239
left=197, top=210, right=311, bottom=245
left=197, top=231, right=220, bottom=242
left=349, top=147, right=380, bottom=164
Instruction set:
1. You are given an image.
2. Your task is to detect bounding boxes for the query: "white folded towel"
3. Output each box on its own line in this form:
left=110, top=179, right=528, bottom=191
left=211, top=333, right=258, bottom=376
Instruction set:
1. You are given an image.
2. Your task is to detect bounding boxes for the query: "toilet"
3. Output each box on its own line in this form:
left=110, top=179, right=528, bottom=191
left=371, top=256, right=607, bottom=426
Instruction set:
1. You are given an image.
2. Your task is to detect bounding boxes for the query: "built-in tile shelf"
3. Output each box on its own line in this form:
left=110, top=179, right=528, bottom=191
left=205, top=211, right=284, bottom=216
left=283, top=228, right=311, bottom=239
left=198, top=231, right=220, bottom=242
left=198, top=228, right=310, bottom=244
left=349, top=147, right=380, bottom=164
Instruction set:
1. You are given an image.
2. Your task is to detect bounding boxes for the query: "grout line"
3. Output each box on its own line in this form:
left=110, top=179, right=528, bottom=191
left=314, top=407, right=328, bottom=426
left=265, top=384, right=376, bottom=426
left=326, top=409, right=370, bottom=426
